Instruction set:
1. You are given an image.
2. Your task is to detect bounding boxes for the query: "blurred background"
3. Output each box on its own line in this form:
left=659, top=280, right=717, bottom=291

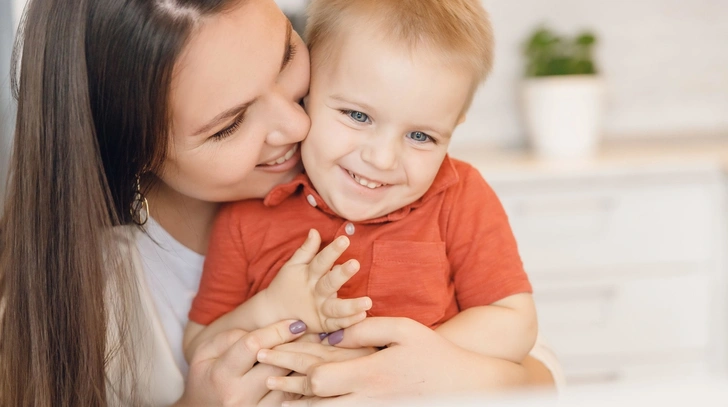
left=1, top=0, right=727, bottom=394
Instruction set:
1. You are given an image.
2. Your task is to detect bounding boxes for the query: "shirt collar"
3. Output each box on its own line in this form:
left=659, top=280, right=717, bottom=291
left=263, top=155, right=459, bottom=223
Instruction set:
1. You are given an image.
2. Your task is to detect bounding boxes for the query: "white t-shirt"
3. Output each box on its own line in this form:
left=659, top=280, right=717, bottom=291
left=136, top=217, right=204, bottom=376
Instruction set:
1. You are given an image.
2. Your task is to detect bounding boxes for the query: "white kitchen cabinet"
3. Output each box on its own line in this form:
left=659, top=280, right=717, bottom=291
left=452, top=141, right=728, bottom=387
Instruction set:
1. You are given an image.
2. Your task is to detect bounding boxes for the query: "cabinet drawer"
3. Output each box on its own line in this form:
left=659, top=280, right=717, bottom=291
left=498, top=182, right=717, bottom=275
left=534, top=272, right=712, bottom=357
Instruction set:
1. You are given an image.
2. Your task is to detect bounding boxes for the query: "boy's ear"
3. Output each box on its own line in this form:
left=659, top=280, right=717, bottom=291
left=457, top=113, right=467, bottom=125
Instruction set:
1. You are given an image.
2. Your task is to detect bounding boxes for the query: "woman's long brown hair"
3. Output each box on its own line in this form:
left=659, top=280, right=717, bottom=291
left=0, top=0, right=234, bottom=405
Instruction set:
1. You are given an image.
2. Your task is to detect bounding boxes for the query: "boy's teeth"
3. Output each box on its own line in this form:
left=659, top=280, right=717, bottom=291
left=346, top=170, right=386, bottom=189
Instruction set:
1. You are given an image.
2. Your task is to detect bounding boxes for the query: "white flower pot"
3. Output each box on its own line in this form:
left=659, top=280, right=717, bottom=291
left=522, top=75, right=605, bottom=159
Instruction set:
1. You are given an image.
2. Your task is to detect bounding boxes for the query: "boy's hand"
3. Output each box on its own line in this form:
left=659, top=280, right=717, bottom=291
left=264, top=229, right=372, bottom=333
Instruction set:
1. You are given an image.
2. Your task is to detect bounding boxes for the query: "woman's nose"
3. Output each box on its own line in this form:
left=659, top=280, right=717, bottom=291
left=266, top=95, right=310, bottom=146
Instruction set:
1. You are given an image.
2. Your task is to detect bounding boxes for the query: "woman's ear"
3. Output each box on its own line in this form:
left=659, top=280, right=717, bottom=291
left=457, top=113, right=467, bottom=125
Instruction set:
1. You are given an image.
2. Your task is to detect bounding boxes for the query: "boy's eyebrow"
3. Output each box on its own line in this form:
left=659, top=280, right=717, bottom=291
left=190, top=20, right=293, bottom=138
left=329, top=94, right=377, bottom=113
left=417, top=125, right=452, bottom=139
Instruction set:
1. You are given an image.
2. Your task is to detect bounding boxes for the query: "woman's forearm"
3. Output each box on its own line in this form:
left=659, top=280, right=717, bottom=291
left=522, top=355, right=557, bottom=387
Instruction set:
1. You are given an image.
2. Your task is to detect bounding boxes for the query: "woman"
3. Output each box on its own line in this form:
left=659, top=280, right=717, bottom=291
left=0, top=0, right=560, bottom=405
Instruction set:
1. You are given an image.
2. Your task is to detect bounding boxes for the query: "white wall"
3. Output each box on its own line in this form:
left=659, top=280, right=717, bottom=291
left=12, top=0, right=25, bottom=28
left=1, top=0, right=18, bottom=202
left=454, top=0, right=728, bottom=149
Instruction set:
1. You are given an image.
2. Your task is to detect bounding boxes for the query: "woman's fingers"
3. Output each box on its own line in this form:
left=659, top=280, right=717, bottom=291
left=215, top=320, right=308, bottom=375
left=288, top=229, right=322, bottom=265
left=283, top=395, right=381, bottom=407
left=268, top=357, right=374, bottom=398
left=309, top=236, right=350, bottom=279
left=257, top=348, right=324, bottom=376
left=267, top=375, right=316, bottom=397
left=238, top=361, right=293, bottom=403
left=295, top=332, right=327, bottom=344
left=325, top=317, right=422, bottom=348
left=323, top=312, right=367, bottom=334
left=191, top=328, right=247, bottom=362
left=257, top=390, right=293, bottom=407
left=321, top=296, right=371, bottom=318
left=272, top=341, right=377, bottom=363
left=315, top=260, right=360, bottom=296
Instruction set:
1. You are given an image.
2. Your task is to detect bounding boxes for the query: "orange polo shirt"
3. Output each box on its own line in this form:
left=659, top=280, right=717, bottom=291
left=190, top=156, right=531, bottom=329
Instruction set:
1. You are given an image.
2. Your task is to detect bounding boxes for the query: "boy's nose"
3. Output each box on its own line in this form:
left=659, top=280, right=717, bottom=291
left=361, top=136, right=399, bottom=171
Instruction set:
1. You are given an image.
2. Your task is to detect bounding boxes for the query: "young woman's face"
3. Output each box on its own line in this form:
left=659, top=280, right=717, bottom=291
left=160, top=0, right=310, bottom=202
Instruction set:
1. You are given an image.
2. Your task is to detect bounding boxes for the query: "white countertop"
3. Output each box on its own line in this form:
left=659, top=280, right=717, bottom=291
left=449, top=137, right=728, bottom=184
left=400, top=375, right=728, bottom=407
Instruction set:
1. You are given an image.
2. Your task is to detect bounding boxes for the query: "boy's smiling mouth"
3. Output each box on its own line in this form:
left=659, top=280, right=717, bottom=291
left=345, top=169, right=389, bottom=189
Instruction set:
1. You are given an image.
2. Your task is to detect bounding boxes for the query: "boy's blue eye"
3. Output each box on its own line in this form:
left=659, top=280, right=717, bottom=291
left=407, top=131, right=432, bottom=143
left=348, top=110, right=369, bottom=123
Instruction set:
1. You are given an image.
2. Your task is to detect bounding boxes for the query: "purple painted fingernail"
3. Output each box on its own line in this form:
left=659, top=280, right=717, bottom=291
left=327, top=329, right=344, bottom=345
left=318, top=332, right=329, bottom=340
left=289, top=321, right=307, bottom=334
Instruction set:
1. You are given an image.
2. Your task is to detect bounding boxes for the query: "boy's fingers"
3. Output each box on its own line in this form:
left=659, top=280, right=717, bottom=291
left=323, top=312, right=367, bottom=334
left=309, top=236, right=350, bottom=278
left=288, top=229, right=322, bottom=265
left=315, top=260, right=360, bottom=296
left=321, top=297, right=372, bottom=318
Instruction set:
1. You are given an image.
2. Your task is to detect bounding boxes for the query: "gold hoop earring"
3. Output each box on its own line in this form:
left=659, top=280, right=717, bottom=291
left=130, top=175, right=149, bottom=226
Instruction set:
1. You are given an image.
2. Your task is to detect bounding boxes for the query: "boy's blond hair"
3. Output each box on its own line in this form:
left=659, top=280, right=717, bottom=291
left=305, top=0, right=494, bottom=96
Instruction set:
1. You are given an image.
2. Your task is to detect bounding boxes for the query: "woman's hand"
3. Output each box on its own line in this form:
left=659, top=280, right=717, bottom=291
left=266, top=317, right=532, bottom=406
left=256, top=339, right=377, bottom=395
left=176, top=319, right=308, bottom=407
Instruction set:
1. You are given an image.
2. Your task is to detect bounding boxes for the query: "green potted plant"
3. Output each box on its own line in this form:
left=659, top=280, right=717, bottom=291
left=521, top=27, right=605, bottom=159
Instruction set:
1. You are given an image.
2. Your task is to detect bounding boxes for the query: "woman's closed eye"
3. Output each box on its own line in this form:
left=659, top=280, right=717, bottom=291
left=210, top=113, right=246, bottom=141
left=341, top=109, right=370, bottom=124
left=406, top=131, right=436, bottom=144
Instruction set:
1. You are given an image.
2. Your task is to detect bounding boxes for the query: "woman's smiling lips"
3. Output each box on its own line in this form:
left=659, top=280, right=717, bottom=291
left=256, top=144, right=300, bottom=172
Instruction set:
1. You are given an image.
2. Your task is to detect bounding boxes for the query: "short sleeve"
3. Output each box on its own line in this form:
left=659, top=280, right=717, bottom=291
left=445, top=163, right=532, bottom=309
left=188, top=203, right=250, bottom=325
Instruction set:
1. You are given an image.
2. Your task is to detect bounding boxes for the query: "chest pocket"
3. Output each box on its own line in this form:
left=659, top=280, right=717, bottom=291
left=367, top=240, right=452, bottom=328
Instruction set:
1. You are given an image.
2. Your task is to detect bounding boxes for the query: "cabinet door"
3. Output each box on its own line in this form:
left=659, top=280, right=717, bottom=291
left=496, top=179, right=720, bottom=277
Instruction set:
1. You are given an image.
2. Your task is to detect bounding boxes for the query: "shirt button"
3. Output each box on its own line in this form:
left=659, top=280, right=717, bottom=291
left=344, top=222, right=355, bottom=236
left=306, top=194, right=317, bottom=207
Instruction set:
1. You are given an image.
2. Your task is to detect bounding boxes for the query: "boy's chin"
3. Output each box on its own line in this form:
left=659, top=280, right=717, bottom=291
left=332, top=205, right=385, bottom=223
